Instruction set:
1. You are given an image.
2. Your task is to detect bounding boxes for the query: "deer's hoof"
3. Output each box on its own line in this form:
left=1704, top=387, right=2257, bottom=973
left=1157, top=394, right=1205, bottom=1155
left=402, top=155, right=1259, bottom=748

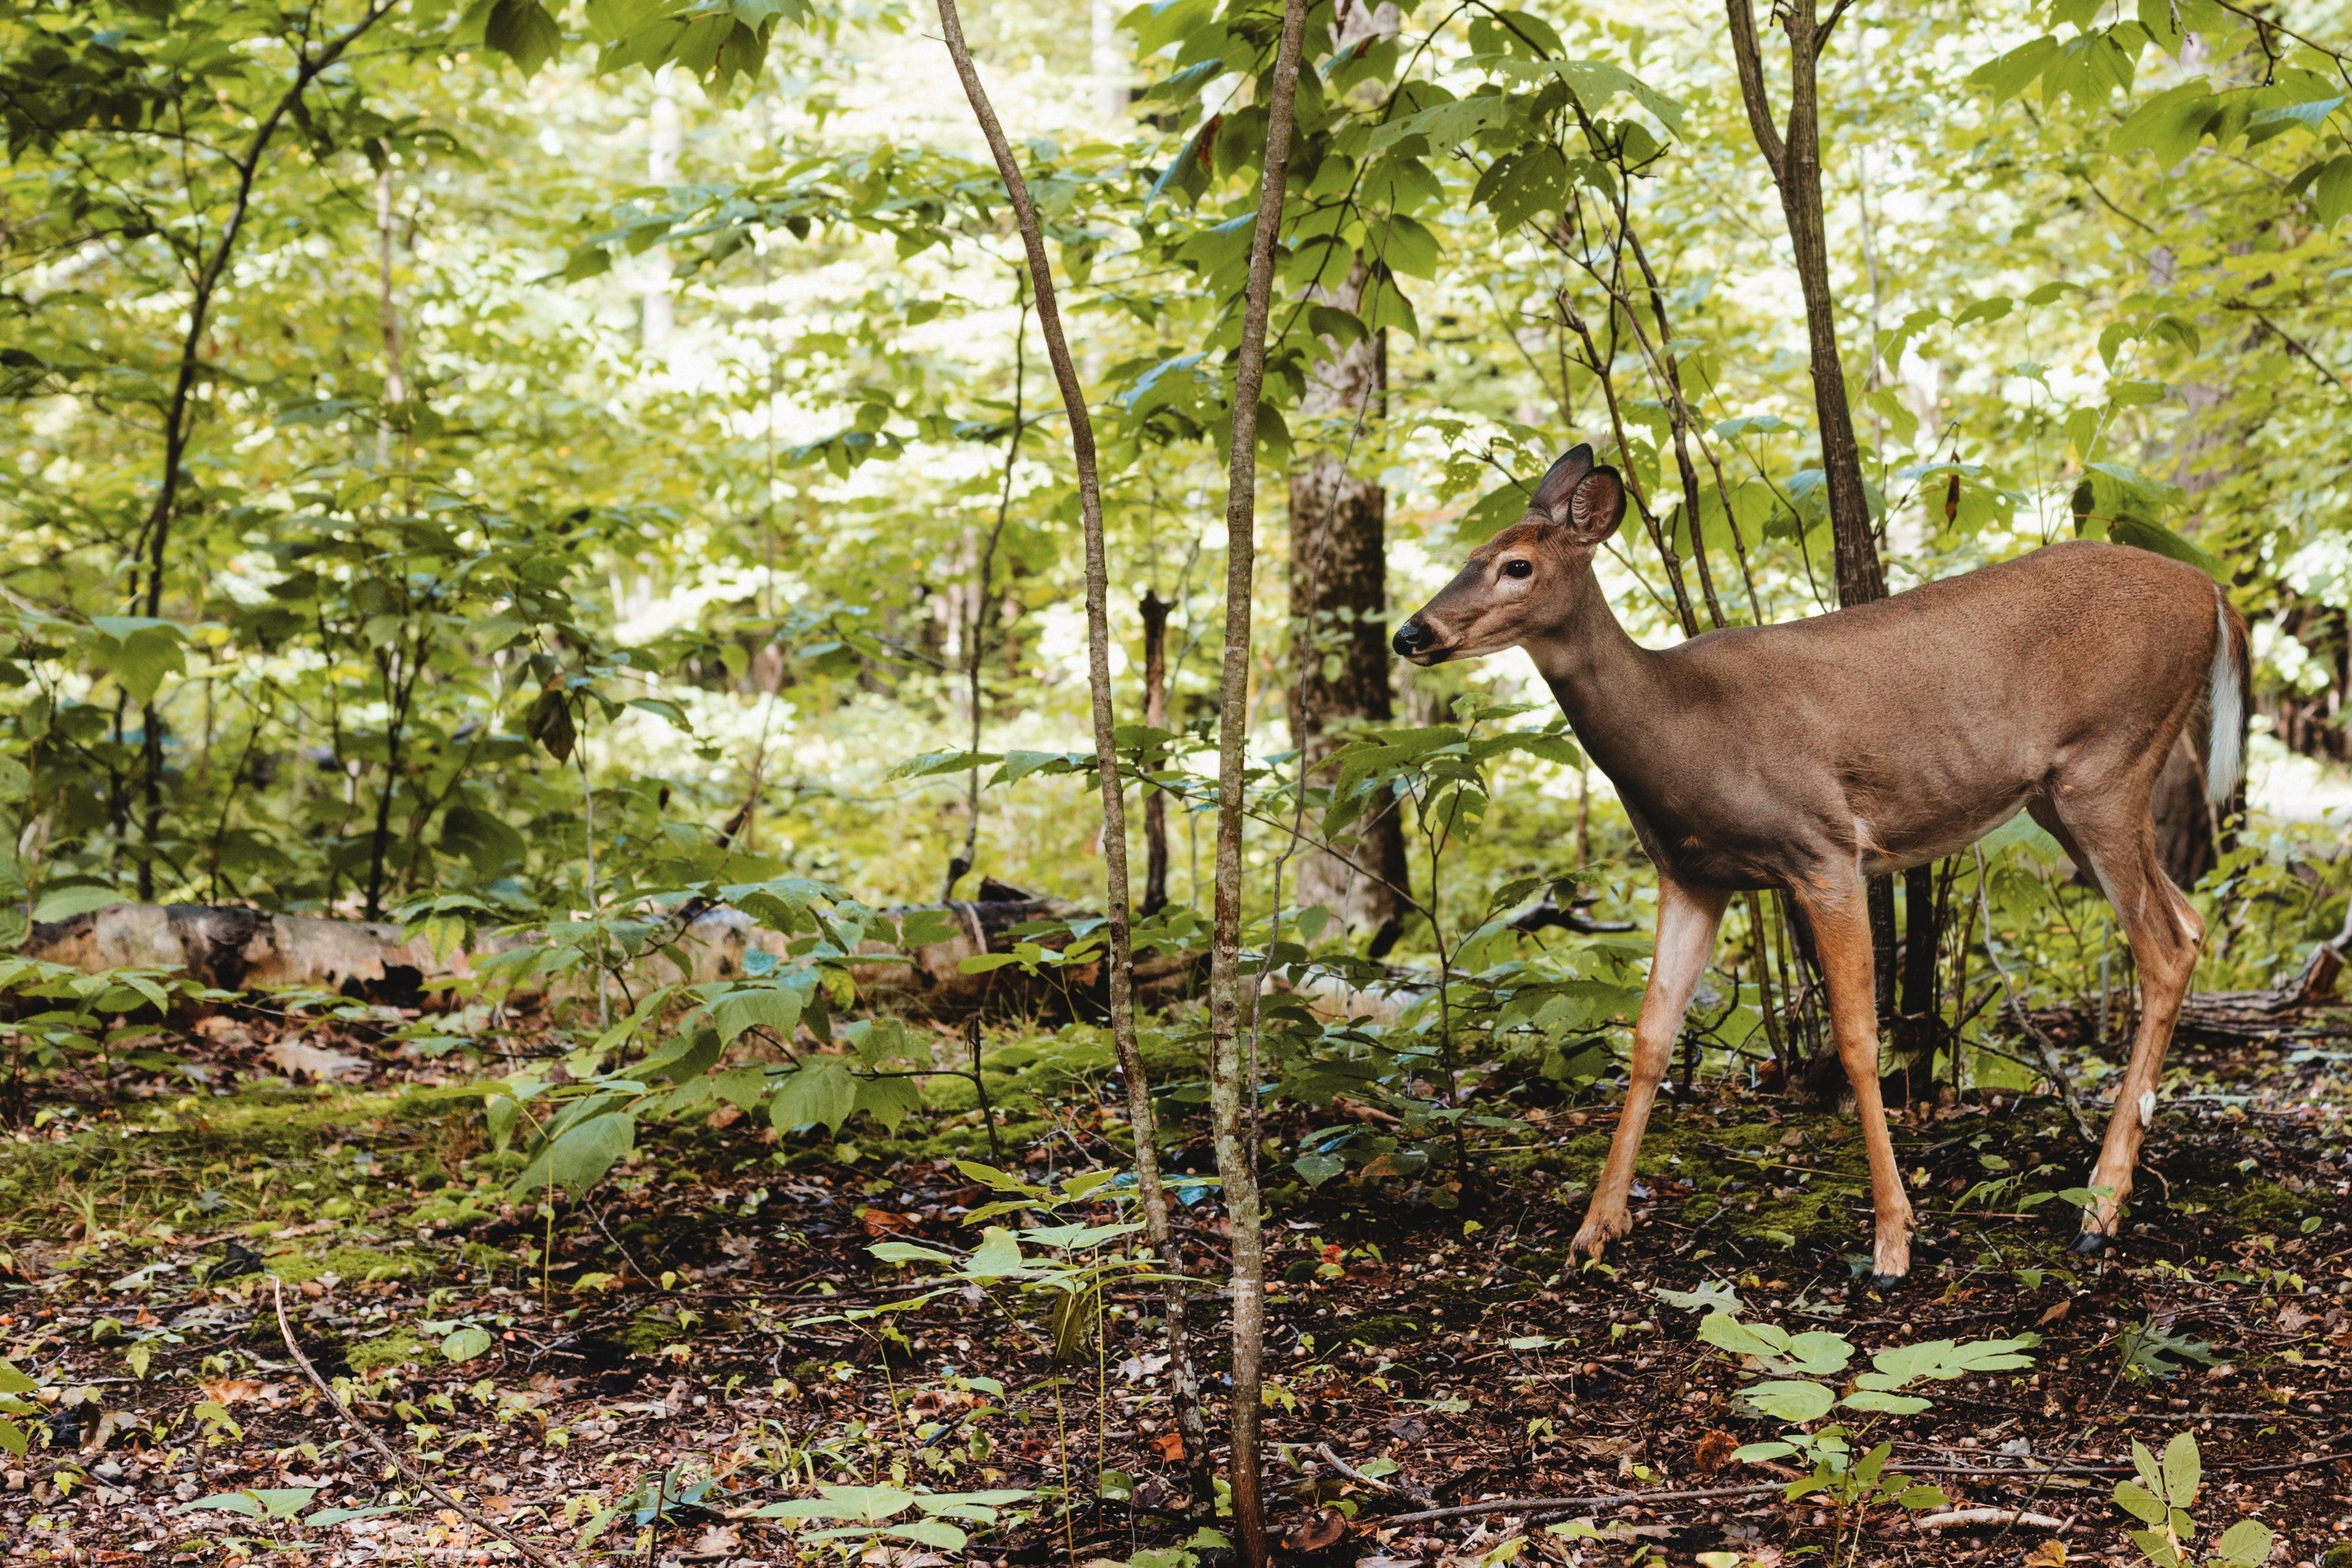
left=1866, top=1270, right=1907, bottom=1294
left=2070, top=1227, right=2113, bottom=1256
left=1570, top=1212, right=1628, bottom=1262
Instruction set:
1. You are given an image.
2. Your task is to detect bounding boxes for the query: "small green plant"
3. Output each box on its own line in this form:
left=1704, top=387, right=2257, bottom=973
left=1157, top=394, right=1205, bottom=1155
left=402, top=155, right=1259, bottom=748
left=1677, top=1298, right=2038, bottom=1566
left=863, top=1161, right=1156, bottom=1360
left=0, top=1355, right=33, bottom=1457
left=2114, top=1432, right=2274, bottom=1568
left=746, top=1482, right=1031, bottom=1553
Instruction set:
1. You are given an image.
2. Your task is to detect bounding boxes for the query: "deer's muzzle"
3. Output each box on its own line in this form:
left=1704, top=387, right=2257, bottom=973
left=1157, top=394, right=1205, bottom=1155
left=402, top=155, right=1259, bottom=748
left=1392, top=618, right=1441, bottom=664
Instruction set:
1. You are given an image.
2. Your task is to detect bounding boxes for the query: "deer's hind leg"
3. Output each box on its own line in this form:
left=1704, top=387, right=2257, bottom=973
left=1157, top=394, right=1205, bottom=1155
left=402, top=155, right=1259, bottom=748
left=2029, top=793, right=2204, bottom=1250
left=1570, top=872, right=1728, bottom=1262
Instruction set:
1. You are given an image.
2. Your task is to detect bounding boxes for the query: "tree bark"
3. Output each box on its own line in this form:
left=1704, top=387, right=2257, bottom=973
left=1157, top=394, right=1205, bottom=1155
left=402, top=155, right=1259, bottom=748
left=1287, top=266, right=1409, bottom=955
left=933, top=0, right=1215, bottom=1507
left=1206, top=5, right=1310, bottom=1561
left=1725, top=0, right=1900, bottom=1016
left=1140, top=589, right=1172, bottom=914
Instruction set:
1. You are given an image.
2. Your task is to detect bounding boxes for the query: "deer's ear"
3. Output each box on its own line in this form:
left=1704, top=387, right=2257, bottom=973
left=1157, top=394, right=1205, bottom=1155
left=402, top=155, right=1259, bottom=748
left=1527, top=443, right=1596, bottom=523
left=1564, top=466, right=1626, bottom=543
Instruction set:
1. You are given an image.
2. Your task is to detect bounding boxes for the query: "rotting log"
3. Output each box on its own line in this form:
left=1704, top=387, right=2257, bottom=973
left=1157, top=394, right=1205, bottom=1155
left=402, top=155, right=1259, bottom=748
left=20, top=893, right=1206, bottom=1022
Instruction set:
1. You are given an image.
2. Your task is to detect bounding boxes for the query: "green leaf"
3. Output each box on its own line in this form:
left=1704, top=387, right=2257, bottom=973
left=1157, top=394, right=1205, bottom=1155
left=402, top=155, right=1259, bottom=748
left=1698, top=1313, right=1791, bottom=1359
left=770, top=1060, right=859, bottom=1134
left=753, top=1483, right=916, bottom=1523
left=514, top=1109, right=635, bottom=1197
left=1839, top=1390, right=1933, bottom=1415
left=182, top=1492, right=266, bottom=1518
left=1293, top=1153, right=1346, bottom=1187
left=2160, top=1430, right=2199, bottom=1507
left=2109, top=516, right=2225, bottom=582
left=0, top=1360, right=32, bottom=1396
left=1970, top=34, right=2059, bottom=102
left=711, top=984, right=803, bottom=1046
left=2115, top=1479, right=2169, bottom=1525
left=2212, top=1519, right=2274, bottom=1566
left=1867, top=1333, right=2038, bottom=1385
left=2314, top=154, right=2352, bottom=225
left=1730, top=1441, right=1796, bottom=1463
left=32, top=884, right=126, bottom=922
left=898, top=908, right=959, bottom=948
left=1742, top=1379, right=1836, bottom=1422
left=963, top=1227, right=1027, bottom=1278
left=484, top=0, right=564, bottom=77
left=440, top=1326, right=494, bottom=1363
left=853, top=1073, right=922, bottom=1131
left=886, top=1520, right=969, bottom=1549
left=2112, top=81, right=2217, bottom=167
left=869, top=1240, right=956, bottom=1266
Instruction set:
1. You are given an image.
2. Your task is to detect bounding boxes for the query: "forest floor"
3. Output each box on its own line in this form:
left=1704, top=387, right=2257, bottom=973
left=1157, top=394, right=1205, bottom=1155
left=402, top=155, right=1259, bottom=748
left=2, top=1014, right=2350, bottom=1568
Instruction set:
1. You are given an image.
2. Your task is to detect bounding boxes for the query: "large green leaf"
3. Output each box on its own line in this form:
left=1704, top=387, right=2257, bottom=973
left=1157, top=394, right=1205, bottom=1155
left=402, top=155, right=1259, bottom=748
left=514, top=1109, right=635, bottom=1196
left=769, top=1061, right=858, bottom=1133
left=1741, top=1379, right=1836, bottom=1423
left=712, top=984, right=803, bottom=1046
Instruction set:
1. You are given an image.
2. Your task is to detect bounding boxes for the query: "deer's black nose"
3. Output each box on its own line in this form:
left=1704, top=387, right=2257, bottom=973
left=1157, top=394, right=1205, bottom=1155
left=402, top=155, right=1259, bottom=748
left=1392, top=620, right=1432, bottom=658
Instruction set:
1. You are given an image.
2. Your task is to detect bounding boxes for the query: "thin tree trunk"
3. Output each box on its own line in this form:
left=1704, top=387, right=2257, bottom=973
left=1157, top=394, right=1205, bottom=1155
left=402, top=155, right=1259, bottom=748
left=932, top=0, right=1214, bottom=1510
left=1140, top=589, right=1172, bottom=916
left=1725, top=0, right=1899, bottom=1013
left=1287, top=263, right=1409, bottom=954
left=134, top=3, right=401, bottom=881
left=1204, top=6, right=1310, bottom=1561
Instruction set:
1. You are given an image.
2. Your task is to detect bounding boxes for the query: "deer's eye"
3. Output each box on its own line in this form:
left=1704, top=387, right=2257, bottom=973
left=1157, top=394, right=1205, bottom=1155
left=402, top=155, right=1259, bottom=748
left=1501, top=558, right=1534, bottom=579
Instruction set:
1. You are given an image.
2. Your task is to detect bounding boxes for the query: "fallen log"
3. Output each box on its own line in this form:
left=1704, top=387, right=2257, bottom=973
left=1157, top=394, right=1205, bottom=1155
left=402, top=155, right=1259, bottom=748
left=18, top=887, right=1206, bottom=1022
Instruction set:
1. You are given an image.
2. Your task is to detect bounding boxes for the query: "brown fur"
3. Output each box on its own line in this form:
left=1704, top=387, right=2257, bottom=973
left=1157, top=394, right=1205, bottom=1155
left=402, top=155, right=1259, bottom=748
left=1395, top=447, right=2248, bottom=1283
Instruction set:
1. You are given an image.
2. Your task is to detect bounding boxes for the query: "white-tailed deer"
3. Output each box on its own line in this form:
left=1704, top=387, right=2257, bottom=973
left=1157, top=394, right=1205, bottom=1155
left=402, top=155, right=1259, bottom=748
left=1393, top=444, right=2248, bottom=1286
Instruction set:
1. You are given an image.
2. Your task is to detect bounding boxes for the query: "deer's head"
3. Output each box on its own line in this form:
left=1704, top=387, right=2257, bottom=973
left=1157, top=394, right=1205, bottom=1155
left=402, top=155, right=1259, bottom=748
left=1392, top=444, right=1627, bottom=666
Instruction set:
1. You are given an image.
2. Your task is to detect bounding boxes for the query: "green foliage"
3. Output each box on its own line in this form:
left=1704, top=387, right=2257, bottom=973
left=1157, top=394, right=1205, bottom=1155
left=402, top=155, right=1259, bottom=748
left=745, top=1483, right=1034, bottom=1555
left=2114, top=1432, right=2275, bottom=1568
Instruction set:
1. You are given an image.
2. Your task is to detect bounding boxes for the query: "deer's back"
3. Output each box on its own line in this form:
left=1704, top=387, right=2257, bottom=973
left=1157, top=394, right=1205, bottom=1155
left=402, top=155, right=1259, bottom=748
left=1619, top=540, right=2220, bottom=883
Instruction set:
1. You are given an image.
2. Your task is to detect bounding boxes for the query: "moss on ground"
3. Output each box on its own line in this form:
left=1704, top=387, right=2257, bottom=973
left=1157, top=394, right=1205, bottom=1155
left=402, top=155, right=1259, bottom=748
left=265, top=1244, right=421, bottom=1284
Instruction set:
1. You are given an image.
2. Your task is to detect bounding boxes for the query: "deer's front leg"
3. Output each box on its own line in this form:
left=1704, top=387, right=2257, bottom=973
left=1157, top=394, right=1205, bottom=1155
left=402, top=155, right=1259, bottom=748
left=1571, top=875, right=1727, bottom=1262
left=1790, top=874, right=1915, bottom=1288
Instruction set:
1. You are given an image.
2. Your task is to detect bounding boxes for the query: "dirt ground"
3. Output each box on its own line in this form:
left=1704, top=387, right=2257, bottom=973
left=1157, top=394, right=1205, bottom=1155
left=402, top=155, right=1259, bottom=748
left=2, top=1021, right=2350, bottom=1567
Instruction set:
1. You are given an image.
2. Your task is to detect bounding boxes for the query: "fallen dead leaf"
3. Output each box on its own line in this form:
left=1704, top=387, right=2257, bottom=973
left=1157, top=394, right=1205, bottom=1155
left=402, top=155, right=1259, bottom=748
left=860, top=1207, right=917, bottom=1235
left=681, top=1525, right=739, bottom=1559
left=1691, top=1429, right=1741, bottom=1476
left=199, top=1379, right=265, bottom=1407
left=2023, top=1539, right=2067, bottom=1567
left=265, top=1038, right=367, bottom=1081
left=1151, top=1430, right=1185, bottom=1462
left=2036, top=1298, right=2070, bottom=1326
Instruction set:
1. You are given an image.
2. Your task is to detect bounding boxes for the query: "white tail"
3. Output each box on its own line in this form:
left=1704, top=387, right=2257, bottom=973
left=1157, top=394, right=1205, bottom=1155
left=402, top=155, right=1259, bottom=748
left=2206, top=592, right=2244, bottom=807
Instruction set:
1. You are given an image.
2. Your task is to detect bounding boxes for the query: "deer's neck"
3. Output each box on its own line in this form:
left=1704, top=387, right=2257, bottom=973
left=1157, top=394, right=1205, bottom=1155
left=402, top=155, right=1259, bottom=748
left=1522, top=562, right=1666, bottom=774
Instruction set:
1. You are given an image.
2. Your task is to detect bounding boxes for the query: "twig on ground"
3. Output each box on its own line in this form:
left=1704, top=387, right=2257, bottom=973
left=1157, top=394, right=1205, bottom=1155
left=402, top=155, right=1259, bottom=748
left=1916, top=1507, right=2070, bottom=1531
left=273, top=1279, right=562, bottom=1568
left=1316, top=1442, right=1436, bottom=1507
left=1376, top=1481, right=1784, bottom=1525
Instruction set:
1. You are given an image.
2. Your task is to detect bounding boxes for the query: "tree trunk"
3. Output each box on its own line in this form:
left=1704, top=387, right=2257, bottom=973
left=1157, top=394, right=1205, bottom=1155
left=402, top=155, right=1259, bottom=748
left=933, top=0, right=1216, bottom=1509
left=1725, top=0, right=1901, bottom=1017
left=1287, top=266, right=1409, bottom=956
left=1205, top=5, right=1309, bottom=1561
left=1140, top=589, right=1172, bottom=914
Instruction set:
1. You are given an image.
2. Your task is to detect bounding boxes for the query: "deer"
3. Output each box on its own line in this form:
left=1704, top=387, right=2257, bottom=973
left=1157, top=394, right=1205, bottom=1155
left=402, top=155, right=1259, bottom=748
left=1392, top=443, right=2248, bottom=1287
